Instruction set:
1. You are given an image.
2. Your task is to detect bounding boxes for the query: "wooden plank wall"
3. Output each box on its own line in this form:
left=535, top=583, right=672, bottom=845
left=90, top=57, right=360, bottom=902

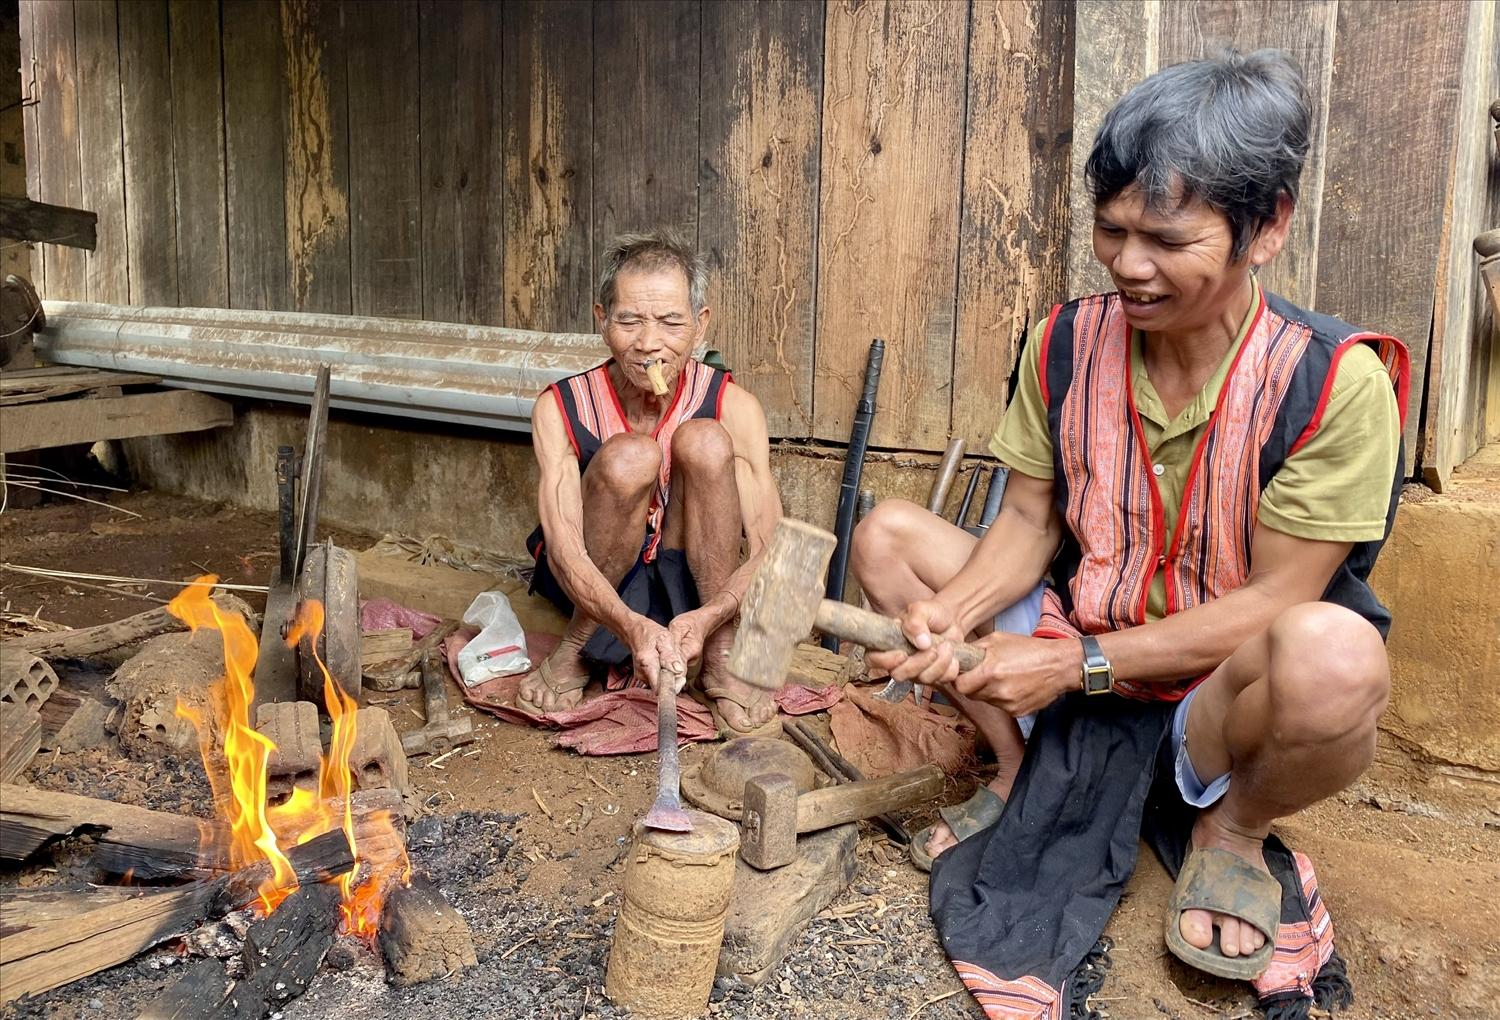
left=19, top=0, right=1073, bottom=454
left=18, top=0, right=1488, bottom=470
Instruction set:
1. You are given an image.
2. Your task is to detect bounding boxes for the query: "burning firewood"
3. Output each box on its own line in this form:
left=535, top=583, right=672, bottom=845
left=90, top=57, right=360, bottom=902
left=0, top=828, right=354, bottom=1006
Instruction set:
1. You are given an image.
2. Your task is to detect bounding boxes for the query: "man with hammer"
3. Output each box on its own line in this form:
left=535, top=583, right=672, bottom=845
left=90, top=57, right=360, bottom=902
left=518, top=232, right=782, bottom=739
left=850, top=51, right=1404, bottom=1014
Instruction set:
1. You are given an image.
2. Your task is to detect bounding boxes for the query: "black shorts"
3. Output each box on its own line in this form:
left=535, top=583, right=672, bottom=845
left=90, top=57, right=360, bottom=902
left=527, top=526, right=700, bottom=667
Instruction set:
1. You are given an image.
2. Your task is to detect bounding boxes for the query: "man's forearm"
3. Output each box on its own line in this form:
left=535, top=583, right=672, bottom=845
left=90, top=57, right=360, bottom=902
left=547, top=544, right=641, bottom=638
left=1095, top=584, right=1286, bottom=683
left=940, top=505, right=1059, bottom=635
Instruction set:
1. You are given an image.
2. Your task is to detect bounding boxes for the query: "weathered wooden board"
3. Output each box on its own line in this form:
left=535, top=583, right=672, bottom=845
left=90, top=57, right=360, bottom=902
left=1157, top=1, right=1338, bottom=309
left=0, top=701, right=41, bottom=784
left=281, top=0, right=351, bottom=314
left=17, top=2, right=42, bottom=290
left=419, top=0, right=504, bottom=326
left=1316, top=0, right=1467, bottom=466
left=29, top=0, right=86, bottom=299
left=347, top=0, right=421, bottom=320
left=0, top=390, right=233, bottom=454
left=592, top=0, right=701, bottom=274
left=1422, top=1, right=1500, bottom=490
left=223, top=0, right=289, bottom=311
left=813, top=0, right=969, bottom=451
left=952, top=0, right=1074, bottom=451
left=72, top=0, right=130, bottom=303
left=119, top=0, right=179, bottom=305
left=0, top=198, right=96, bottom=251
left=698, top=0, right=823, bottom=438
left=1066, top=0, right=1161, bottom=298
left=500, top=0, right=593, bottom=333
left=168, top=0, right=229, bottom=308
left=0, top=883, right=221, bottom=1005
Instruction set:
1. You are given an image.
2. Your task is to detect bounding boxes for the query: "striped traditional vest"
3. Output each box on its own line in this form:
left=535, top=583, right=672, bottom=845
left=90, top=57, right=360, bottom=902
left=1034, top=290, right=1409, bottom=701
left=546, top=358, right=731, bottom=562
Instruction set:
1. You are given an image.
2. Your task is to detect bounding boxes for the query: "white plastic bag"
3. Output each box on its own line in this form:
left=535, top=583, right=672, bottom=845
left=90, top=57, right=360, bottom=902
left=456, top=590, right=532, bottom=688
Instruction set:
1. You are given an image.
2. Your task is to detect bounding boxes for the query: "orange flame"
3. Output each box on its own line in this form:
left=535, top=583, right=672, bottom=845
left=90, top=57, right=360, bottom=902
left=173, top=576, right=409, bottom=936
left=285, top=598, right=410, bottom=938
left=169, top=577, right=298, bottom=914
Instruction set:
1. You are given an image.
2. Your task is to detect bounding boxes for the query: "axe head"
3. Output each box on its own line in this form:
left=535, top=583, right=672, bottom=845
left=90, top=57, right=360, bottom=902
left=729, top=519, right=837, bottom=691
left=740, top=771, right=799, bottom=871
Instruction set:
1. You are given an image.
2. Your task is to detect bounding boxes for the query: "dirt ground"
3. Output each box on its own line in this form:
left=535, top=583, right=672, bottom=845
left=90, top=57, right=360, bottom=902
left=2, top=487, right=1497, bottom=1020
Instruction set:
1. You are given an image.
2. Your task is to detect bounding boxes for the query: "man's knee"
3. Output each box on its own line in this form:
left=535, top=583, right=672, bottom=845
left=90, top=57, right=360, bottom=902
left=851, top=499, right=925, bottom=580
left=1266, top=602, right=1389, bottom=741
left=672, top=419, right=734, bottom=476
left=589, top=433, right=662, bottom=497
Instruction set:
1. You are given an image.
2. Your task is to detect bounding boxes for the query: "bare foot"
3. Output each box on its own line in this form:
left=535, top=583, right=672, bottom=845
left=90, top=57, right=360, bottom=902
left=1179, top=806, right=1273, bottom=959
left=517, top=633, right=592, bottom=713
left=922, top=775, right=1015, bottom=861
left=699, top=653, right=776, bottom=733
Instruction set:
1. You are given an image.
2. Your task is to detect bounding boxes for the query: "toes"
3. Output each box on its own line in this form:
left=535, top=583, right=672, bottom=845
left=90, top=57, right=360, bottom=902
left=925, top=822, right=958, bottom=859
left=1178, top=909, right=1215, bottom=951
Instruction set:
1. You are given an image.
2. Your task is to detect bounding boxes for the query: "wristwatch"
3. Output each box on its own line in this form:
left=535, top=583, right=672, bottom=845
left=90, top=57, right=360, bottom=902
left=1079, top=635, right=1113, bottom=695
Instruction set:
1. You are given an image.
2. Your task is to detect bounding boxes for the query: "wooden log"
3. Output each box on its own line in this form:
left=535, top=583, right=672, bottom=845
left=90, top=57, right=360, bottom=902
left=0, top=830, right=352, bottom=1006
left=240, top=881, right=342, bottom=1005
left=3, top=593, right=253, bottom=661
left=364, top=620, right=456, bottom=692
left=0, top=782, right=222, bottom=876
left=0, top=702, right=42, bottom=784
left=377, top=873, right=477, bottom=987
left=137, top=957, right=260, bottom=1020
left=0, top=389, right=233, bottom=454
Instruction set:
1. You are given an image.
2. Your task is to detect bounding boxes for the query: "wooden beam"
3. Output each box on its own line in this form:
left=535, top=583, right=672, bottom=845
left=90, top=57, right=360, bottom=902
left=0, top=782, right=225, bottom=876
left=0, top=389, right=232, bottom=454
left=0, top=197, right=97, bottom=251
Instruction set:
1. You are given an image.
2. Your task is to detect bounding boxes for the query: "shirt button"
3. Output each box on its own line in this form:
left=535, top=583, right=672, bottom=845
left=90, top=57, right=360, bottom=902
left=1152, top=463, right=1165, bottom=476
left=1157, top=555, right=1167, bottom=566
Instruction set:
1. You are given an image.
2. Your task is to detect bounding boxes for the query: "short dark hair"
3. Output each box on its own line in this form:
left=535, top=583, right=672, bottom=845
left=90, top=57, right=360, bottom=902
left=1085, top=49, right=1310, bottom=260
left=597, top=231, right=709, bottom=315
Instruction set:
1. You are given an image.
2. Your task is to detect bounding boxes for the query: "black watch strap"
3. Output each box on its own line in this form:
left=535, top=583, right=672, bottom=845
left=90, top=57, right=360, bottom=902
left=1079, top=635, right=1113, bottom=695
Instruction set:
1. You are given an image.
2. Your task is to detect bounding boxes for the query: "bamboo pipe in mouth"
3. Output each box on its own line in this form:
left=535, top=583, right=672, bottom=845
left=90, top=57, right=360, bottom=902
left=643, top=359, right=669, bottom=396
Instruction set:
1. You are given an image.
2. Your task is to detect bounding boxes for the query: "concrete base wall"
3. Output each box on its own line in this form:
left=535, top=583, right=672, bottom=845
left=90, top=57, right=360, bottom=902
left=126, top=404, right=1500, bottom=773
left=123, top=403, right=989, bottom=559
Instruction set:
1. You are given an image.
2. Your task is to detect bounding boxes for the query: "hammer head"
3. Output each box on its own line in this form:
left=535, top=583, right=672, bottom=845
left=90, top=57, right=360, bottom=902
left=400, top=716, right=474, bottom=757
left=729, top=519, right=837, bottom=691
left=740, top=772, right=799, bottom=870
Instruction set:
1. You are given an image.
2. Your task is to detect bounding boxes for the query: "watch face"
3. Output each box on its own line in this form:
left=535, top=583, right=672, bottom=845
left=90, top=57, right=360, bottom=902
left=1084, top=666, right=1112, bottom=694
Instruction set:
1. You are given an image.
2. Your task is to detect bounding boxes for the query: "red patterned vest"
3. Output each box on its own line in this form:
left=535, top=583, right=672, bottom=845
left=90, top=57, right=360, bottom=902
left=1034, top=290, right=1409, bottom=701
left=544, top=358, right=731, bottom=563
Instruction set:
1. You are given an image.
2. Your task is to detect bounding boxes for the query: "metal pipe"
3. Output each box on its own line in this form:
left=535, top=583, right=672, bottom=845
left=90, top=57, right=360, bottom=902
left=35, top=302, right=609, bottom=432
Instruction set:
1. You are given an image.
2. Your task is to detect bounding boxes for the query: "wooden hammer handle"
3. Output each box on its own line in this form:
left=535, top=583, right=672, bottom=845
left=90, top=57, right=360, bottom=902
left=813, top=599, right=985, bottom=671
left=793, top=765, right=945, bottom=834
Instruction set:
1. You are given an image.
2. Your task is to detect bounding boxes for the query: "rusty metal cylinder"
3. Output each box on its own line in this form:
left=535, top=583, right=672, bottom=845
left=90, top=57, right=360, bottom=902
left=605, top=810, right=740, bottom=1018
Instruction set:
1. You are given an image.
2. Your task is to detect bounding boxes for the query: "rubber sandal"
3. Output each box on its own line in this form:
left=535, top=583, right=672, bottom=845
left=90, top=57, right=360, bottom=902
left=909, top=786, right=1006, bottom=872
left=514, top=658, right=590, bottom=716
left=702, top=685, right=782, bottom=740
left=1164, top=847, right=1281, bottom=980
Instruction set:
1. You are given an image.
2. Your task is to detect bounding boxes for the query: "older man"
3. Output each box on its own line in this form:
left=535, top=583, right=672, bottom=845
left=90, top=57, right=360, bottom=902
left=517, top=233, right=782, bottom=738
left=853, top=51, right=1403, bottom=1015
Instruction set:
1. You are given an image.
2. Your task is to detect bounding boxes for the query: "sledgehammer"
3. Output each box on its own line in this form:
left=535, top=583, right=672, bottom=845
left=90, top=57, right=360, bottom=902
left=729, top=519, right=985, bottom=692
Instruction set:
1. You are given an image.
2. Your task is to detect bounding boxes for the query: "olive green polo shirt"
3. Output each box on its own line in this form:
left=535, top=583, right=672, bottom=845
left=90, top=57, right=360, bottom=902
left=991, top=282, right=1401, bottom=621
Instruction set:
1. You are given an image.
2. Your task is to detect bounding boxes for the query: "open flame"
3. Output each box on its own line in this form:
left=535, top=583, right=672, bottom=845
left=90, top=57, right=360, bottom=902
left=170, top=580, right=297, bottom=914
left=172, top=577, right=409, bottom=934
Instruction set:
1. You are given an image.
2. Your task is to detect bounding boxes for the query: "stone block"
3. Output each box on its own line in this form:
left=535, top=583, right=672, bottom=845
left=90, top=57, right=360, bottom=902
left=717, top=823, right=858, bottom=986
left=38, top=689, right=114, bottom=753
left=349, top=706, right=408, bottom=796
left=256, top=700, right=323, bottom=802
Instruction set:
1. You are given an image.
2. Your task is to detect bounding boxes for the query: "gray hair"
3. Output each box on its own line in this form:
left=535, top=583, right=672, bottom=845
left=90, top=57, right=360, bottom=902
left=1085, top=48, right=1310, bottom=260
left=596, top=231, right=710, bottom=315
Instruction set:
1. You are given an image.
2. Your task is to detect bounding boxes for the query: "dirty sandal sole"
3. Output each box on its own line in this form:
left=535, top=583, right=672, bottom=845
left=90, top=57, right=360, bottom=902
left=1163, top=847, right=1280, bottom=980
left=909, top=786, right=1006, bottom=872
